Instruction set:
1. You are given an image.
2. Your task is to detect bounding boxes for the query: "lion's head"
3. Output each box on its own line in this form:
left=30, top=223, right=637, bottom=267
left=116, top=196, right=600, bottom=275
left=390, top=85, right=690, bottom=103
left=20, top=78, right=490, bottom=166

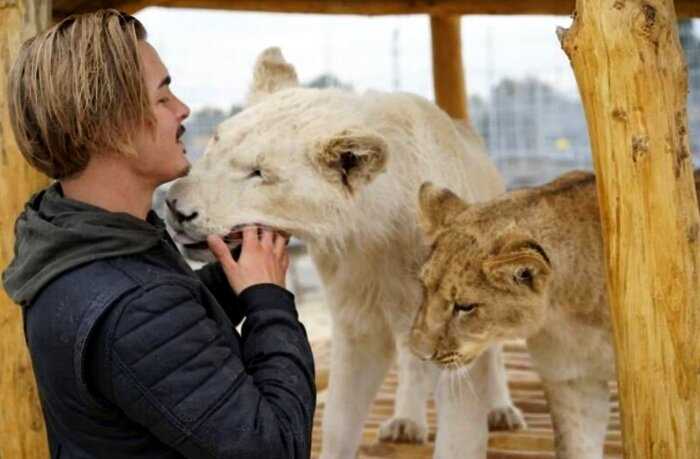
left=165, top=47, right=390, bottom=261
left=409, top=182, right=553, bottom=368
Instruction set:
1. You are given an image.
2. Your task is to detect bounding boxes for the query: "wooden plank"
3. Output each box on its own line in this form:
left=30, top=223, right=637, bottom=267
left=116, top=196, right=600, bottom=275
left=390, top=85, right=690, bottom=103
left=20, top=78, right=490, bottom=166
left=0, top=1, right=52, bottom=458
left=430, top=15, right=468, bottom=121
left=51, top=0, right=700, bottom=20
left=559, top=1, right=700, bottom=457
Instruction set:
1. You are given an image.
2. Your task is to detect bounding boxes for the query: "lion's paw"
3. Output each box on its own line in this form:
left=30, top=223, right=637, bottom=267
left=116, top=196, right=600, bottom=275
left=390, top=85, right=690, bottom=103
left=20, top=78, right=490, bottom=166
left=378, top=417, right=428, bottom=444
left=488, top=405, right=527, bottom=431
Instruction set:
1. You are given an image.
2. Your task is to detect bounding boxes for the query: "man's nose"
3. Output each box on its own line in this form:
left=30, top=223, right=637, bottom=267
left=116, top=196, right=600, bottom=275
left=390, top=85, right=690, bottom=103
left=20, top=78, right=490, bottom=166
left=177, top=97, right=191, bottom=121
left=166, top=199, right=198, bottom=224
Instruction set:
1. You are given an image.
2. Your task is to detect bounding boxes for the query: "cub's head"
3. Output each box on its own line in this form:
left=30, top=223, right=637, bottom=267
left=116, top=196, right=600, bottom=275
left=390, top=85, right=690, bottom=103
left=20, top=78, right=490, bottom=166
left=165, top=47, right=388, bottom=261
left=409, top=183, right=552, bottom=368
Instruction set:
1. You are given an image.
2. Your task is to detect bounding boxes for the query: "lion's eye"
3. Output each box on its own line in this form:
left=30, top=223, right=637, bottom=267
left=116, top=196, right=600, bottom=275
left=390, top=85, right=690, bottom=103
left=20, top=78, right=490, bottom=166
left=455, top=303, right=479, bottom=314
left=248, top=169, right=263, bottom=179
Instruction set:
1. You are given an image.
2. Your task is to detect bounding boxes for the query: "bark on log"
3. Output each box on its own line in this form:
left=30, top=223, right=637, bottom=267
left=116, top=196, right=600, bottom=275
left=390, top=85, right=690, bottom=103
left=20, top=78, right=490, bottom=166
left=559, top=0, right=700, bottom=457
left=0, top=1, right=52, bottom=457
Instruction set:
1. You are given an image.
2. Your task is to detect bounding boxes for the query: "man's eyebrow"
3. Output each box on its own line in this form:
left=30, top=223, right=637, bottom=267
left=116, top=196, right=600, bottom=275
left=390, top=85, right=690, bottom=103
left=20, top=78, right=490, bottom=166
left=158, top=75, right=171, bottom=89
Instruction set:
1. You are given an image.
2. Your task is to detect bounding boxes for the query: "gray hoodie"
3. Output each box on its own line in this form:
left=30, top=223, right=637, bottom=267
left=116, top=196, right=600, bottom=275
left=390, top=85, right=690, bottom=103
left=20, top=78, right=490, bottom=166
left=3, top=183, right=165, bottom=306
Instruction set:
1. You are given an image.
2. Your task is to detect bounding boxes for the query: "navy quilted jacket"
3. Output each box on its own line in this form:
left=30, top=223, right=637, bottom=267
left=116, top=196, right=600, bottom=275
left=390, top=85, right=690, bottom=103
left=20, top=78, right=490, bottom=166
left=2, top=184, right=316, bottom=458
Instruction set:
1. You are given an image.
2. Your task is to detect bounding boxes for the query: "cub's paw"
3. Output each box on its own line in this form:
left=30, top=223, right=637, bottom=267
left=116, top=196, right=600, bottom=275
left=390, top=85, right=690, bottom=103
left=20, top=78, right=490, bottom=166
left=488, top=405, right=527, bottom=431
left=378, top=417, right=428, bottom=444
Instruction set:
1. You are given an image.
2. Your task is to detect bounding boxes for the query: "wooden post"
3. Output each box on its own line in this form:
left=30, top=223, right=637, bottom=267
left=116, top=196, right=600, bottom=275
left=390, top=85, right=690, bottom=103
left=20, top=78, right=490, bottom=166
left=430, top=15, right=469, bottom=121
left=1, top=1, right=52, bottom=457
left=559, top=1, right=700, bottom=457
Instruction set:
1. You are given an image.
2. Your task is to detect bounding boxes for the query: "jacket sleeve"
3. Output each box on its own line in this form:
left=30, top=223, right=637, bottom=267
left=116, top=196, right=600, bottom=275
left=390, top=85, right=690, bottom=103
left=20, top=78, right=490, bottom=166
left=102, top=282, right=316, bottom=459
left=194, top=261, right=244, bottom=327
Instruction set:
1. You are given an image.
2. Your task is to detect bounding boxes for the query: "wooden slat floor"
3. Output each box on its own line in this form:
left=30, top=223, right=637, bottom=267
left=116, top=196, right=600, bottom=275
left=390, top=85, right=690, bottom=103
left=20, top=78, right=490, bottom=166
left=310, top=341, right=622, bottom=458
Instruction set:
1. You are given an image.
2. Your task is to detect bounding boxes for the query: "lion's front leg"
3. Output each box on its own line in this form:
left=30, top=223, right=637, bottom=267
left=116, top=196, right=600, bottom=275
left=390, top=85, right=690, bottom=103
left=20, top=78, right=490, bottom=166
left=378, top=337, right=439, bottom=444
left=543, top=377, right=610, bottom=459
left=433, top=350, right=491, bottom=459
left=320, top=315, right=395, bottom=459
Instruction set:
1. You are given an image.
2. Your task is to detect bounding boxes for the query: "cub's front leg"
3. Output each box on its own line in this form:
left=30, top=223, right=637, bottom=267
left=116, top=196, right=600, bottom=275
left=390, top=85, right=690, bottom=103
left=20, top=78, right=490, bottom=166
left=543, top=377, right=610, bottom=459
left=433, top=348, right=495, bottom=459
left=378, top=336, right=440, bottom=444
left=484, top=344, right=526, bottom=431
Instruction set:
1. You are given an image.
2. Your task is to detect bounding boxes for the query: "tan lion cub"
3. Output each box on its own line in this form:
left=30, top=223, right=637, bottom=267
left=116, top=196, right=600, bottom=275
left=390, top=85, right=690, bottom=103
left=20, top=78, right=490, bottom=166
left=409, top=170, right=700, bottom=459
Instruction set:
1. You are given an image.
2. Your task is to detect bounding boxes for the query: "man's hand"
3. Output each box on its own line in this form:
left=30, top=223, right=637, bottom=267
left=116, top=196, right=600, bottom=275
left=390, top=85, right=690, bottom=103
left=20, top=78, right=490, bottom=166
left=207, top=227, right=289, bottom=295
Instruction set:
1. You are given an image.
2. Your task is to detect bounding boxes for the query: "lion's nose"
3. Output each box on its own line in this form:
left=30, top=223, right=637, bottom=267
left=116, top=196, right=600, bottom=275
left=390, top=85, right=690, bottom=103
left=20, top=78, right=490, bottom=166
left=166, top=199, right=199, bottom=224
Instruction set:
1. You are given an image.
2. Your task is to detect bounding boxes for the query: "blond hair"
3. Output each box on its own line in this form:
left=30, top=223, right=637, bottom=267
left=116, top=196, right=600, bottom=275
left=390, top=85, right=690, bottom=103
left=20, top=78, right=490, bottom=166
left=8, top=9, right=153, bottom=179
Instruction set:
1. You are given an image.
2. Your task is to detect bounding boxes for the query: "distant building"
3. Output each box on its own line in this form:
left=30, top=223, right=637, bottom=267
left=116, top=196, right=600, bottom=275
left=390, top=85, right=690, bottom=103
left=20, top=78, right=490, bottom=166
left=485, top=77, right=590, bottom=164
left=471, top=76, right=592, bottom=188
left=473, top=21, right=700, bottom=188
left=306, top=73, right=353, bottom=90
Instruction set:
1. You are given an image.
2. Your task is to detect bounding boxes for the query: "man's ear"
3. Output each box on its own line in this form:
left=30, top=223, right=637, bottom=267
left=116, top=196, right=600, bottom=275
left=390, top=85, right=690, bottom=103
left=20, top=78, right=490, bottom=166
left=246, top=47, right=299, bottom=106
left=482, top=235, right=552, bottom=293
left=311, top=128, right=388, bottom=194
left=417, top=182, right=468, bottom=243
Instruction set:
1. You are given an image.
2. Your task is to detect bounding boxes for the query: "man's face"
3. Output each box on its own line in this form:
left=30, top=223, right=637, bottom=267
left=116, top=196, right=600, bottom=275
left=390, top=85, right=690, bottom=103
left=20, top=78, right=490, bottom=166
left=129, top=41, right=191, bottom=187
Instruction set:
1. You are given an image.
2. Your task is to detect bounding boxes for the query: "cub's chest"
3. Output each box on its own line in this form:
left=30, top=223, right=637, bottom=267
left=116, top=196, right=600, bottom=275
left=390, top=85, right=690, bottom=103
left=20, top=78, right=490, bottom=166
left=527, top=309, right=615, bottom=383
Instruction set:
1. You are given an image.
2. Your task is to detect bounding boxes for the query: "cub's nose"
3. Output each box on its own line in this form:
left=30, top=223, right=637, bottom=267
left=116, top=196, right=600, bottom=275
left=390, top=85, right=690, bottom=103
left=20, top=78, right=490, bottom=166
left=409, top=328, right=437, bottom=361
left=166, top=199, right=199, bottom=224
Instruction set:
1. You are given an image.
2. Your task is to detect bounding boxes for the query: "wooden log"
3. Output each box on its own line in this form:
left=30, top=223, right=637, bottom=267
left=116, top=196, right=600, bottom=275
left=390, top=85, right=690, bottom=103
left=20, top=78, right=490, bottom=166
left=52, top=0, right=700, bottom=20
left=430, top=15, right=468, bottom=121
left=0, top=1, right=52, bottom=458
left=559, top=1, right=700, bottom=457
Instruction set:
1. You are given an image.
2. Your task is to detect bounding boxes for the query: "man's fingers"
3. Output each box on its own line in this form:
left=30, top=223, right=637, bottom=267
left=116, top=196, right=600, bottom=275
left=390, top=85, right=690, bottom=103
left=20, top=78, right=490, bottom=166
left=207, top=235, right=237, bottom=270
left=242, top=227, right=259, bottom=250
left=260, top=228, right=274, bottom=249
left=273, top=232, right=287, bottom=258
left=281, top=250, right=290, bottom=273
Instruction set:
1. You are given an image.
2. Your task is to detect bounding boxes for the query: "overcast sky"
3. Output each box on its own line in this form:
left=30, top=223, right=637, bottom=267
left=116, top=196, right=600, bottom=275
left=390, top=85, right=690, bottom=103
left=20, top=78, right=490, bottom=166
left=134, top=8, right=586, bottom=112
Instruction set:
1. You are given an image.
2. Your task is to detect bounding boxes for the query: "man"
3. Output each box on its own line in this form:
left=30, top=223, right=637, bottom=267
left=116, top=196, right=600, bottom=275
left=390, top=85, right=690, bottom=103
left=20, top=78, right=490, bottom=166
left=2, top=9, right=315, bottom=458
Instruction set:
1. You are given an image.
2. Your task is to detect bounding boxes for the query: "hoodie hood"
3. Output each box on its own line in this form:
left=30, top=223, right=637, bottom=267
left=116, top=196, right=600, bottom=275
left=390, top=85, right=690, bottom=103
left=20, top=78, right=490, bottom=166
left=2, top=183, right=166, bottom=306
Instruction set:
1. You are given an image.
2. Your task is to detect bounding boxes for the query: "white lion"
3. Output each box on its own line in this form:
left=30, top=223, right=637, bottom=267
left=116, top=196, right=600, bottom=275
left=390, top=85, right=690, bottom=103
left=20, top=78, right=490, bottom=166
left=166, top=47, right=523, bottom=459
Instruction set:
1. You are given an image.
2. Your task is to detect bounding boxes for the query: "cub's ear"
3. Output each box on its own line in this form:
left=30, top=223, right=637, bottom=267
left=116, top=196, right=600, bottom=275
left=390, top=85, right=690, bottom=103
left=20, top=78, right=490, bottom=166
left=311, top=128, right=388, bottom=194
left=482, top=236, right=551, bottom=293
left=247, top=47, right=299, bottom=106
left=418, top=182, right=468, bottom=242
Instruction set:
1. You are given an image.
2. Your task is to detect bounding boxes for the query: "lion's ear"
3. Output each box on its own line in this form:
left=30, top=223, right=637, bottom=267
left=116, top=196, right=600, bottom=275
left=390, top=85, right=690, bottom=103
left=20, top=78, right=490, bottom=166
left=418, top=182, right=468, bottom=242
left=311, top=128, right=388, bottom=195
left=246, top=47, right=299, bottom=106
left=482, top=236, right=551, bottom=293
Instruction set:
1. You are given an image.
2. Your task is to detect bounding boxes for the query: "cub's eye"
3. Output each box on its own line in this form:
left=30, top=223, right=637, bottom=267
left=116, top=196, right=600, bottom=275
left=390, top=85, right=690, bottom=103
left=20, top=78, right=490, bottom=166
left=248, top=169, right=263, bottom=179
left=454, top=303, right=479, bottom=314
left=514, top=267, right=533, bottom=285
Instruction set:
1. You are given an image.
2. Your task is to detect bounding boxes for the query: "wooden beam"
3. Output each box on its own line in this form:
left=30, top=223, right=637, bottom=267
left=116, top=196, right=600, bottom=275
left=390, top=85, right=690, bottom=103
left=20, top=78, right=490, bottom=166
left=430, top=15, right=468, bottom=121
left=0, top=1, right=52, bottom=458
left=560, top=1, right=700, bottom=457
left=52, top=0, right=700, bottom=21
